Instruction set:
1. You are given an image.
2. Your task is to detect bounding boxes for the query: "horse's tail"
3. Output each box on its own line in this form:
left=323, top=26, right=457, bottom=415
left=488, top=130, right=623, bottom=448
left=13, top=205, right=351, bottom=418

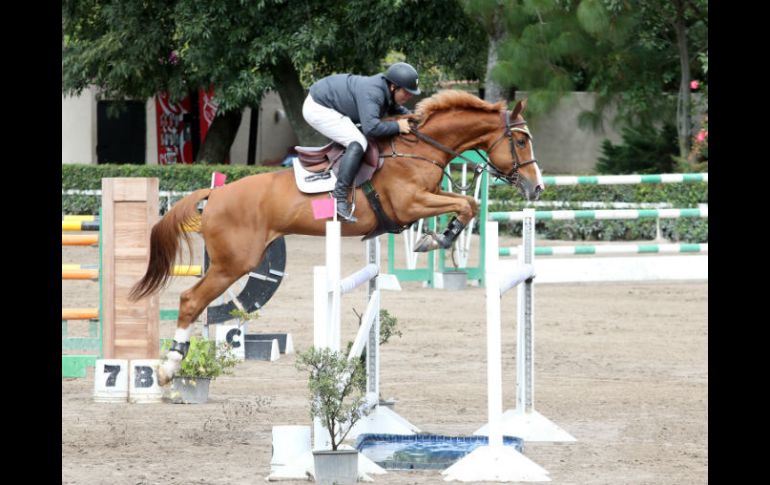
left=129, top=188, right=212, bottom=301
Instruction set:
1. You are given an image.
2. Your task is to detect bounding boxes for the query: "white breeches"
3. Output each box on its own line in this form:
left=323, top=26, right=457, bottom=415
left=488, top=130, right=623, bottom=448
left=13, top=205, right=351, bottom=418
left=302, top=95, right=367, bottom=150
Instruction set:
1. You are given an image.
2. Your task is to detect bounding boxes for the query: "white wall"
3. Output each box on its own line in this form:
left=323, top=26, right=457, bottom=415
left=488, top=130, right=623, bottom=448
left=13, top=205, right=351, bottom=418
left=228, top=107, right=251, bottom=165
left=63, top=89, right=626, bottom=173
left=62, top=88, right=96, bottom=164
left=515, top=92, right=623, bottom=174
left=256, top=91, right=299, bottom=163
left=229, top=92, right=300, bottom=165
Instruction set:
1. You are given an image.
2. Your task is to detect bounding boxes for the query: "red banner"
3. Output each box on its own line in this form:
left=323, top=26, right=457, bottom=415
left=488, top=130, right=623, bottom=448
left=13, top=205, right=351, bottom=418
left=155, top=93, right=193, bottom=164
left=156, top=87, right=227, bottom=164
left=199, top=85, right=217, bottom=143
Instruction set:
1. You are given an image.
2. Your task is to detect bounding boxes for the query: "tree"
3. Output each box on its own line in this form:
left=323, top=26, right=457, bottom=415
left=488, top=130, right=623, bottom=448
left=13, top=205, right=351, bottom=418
left=63, top=0, right=487, bottom=162
left=468, top=0, right=707, bottom=166
left=460, top=0, right=514, bottom=103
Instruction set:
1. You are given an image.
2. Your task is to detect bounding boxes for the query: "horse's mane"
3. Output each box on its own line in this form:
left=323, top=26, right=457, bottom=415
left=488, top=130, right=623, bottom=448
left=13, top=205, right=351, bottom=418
left=415, top=90, right=505, bottom=128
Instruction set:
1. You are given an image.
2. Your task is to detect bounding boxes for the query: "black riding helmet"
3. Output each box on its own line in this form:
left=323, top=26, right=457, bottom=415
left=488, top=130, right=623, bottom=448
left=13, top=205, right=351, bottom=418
left=384, top=62, right=421, bottom=95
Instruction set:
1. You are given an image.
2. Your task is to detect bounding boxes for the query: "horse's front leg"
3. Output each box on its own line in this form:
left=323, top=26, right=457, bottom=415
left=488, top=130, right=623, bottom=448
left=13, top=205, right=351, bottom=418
left=405, top=190, right=476, bottom=253
left=437, top=190, right=480, bottom=219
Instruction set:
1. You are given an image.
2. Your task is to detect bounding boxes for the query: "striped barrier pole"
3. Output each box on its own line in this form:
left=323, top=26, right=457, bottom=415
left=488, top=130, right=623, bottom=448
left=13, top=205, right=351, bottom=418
left=490, top=207, right=707, bottom=222
left=492, top=172, right=708, bottom=186
left=63, top=215, right=99, bottom=222
left=62, top=234, right=99, bottom=246
left=62, top=220, right=100, bottom=231
left=62, top=264, right=202, bottom=277
left=499, top=243, right=708, bottom=256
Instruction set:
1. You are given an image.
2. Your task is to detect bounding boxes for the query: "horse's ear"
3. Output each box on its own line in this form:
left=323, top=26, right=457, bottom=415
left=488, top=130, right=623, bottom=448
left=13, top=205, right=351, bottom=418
left=510, top=99, right=528, bottom=119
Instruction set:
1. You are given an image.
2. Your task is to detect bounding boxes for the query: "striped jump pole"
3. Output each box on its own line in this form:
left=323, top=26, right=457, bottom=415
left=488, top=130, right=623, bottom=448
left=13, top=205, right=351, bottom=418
left=490, top=207, right=707, bottom=222
left=492, top=172, right=708, bottom=186
left=62, top=220, right=100, bottom=231
left=62, top=234, right=99, bottom=246
left=500, top=243, right=709, bottom=257
left=62, top=263, right=202, bottom=277
left=63, top=215, right=99, bottom=222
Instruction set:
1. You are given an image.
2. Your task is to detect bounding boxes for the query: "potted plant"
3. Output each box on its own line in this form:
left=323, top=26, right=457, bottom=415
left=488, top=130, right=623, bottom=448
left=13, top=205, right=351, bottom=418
left=295, top=347, right=367, bottom=485
left=162, top=336, right=240, bottom=404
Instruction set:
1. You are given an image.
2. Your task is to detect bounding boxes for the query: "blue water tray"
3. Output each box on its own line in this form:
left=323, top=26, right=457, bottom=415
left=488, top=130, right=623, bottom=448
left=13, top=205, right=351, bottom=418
left=354, top=433, right=524, bottom=470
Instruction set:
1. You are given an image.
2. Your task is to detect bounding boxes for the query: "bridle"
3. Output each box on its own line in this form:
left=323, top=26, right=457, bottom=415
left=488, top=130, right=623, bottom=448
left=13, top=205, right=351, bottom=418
left=386, top=109, right=537, bottom=190
left=483, top=110, right=538, bottom=185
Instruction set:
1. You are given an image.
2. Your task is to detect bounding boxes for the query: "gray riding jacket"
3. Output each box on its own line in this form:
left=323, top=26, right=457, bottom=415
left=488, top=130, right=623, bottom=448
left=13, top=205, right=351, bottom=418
left=309, top=73, right=410, bottom=138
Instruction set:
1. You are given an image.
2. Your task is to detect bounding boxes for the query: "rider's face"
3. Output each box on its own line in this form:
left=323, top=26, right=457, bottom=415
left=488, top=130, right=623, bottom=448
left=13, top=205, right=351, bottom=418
left=394, top=87, right=413, bottom=105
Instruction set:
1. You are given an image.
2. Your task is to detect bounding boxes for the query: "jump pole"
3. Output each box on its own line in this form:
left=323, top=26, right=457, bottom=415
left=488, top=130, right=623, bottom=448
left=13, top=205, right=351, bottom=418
left=475, top=209, right=576, bottom=442
left=443, top=219, right=549, bottom=482
left=313, top=220, right=418, bottom=450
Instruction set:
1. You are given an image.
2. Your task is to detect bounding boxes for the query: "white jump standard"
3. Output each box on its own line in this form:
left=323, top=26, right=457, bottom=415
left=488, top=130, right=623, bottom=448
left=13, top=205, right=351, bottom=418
left=443, top=217, right=551, bottom=482
left=269, top=221, right=412, bottom=481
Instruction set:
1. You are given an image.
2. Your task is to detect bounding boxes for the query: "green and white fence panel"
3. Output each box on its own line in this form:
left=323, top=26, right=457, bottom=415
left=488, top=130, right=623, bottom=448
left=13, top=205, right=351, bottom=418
left=491, top=172, right=708, bottom=186
left=490, top=207, right=708, bottom=222
left=497, top=208, right=708, bottom=283
left=499, top=243, right=708, bottom=257
left=387, top=151, right=489, bottom=288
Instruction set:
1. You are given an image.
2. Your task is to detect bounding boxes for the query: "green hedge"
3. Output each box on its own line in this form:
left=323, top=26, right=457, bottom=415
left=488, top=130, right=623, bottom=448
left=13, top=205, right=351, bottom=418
left=62, top=164, right=281, bottom=214
left=63, top=164, right=708, bottom=243
left=488, top=182, right=708, bottom=243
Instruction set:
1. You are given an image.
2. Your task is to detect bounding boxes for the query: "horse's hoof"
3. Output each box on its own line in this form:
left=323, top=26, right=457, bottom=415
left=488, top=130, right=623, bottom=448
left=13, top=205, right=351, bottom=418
left=157, top=366, right=173, bottom=386
left=414, top=234, right=439, bottom=252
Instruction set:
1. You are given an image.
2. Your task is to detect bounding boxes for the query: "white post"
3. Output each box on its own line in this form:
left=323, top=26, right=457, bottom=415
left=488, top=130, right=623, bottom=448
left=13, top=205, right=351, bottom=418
left=312, top=220, right=341, bottom=450
left=485, top=221, right=504, bottom=450
left=481, top=208, right=576, bottom=443
left=516, top=209, right=535, bottom=413
left=313, top=262, right=331, bottom=450
left=443, top=220, right=549, bottom=482
left=326, top=221, right=341, bottom=352
left=366, top=237, right=380, bottom=403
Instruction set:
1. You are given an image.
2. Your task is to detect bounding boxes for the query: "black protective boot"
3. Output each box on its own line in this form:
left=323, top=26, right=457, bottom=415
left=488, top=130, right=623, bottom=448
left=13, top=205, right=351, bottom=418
left=332, top=142, right=365, bottom=223
left=436, top=216, right=466, bottom=248
left=413, top=216, right=467, bottom=252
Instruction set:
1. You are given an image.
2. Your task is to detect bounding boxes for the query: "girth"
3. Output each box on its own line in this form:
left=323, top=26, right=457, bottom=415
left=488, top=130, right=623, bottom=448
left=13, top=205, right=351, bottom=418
left=361, top=181, right=412, bottom=240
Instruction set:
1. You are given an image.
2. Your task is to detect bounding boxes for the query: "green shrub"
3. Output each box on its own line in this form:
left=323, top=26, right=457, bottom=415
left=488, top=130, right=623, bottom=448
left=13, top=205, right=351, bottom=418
left=596, top=123, right=679, bottom=174
left=62, top=164, right=281, bottom=214
left=487, top=180, right=707, bottom=242
left=160, top=336, right=239, bottom=379
left=295, top=347, right=367, bottom=450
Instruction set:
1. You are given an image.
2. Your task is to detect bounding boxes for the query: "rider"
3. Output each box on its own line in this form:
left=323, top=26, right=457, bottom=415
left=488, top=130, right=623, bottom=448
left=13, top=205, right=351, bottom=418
left=302, top=62, right=421, bottom=222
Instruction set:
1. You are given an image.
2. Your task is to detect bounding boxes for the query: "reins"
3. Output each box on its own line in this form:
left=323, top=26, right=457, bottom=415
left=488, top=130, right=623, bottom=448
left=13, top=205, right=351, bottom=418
left=380, top=110, right=536, bottom=191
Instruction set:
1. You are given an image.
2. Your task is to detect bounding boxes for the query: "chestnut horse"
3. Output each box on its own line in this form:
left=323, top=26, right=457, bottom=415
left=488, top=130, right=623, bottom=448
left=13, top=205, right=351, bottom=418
left=130, top=90, right=543, bottom=385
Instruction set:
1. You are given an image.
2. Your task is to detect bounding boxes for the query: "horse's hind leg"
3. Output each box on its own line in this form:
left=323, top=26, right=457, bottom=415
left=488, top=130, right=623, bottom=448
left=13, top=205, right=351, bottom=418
left=158, top=263, right=250, bottom=385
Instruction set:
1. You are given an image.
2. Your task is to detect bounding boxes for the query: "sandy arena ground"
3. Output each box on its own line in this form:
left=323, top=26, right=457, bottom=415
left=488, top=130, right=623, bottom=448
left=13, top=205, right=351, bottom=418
left=62, top=232, right=708, bottom=484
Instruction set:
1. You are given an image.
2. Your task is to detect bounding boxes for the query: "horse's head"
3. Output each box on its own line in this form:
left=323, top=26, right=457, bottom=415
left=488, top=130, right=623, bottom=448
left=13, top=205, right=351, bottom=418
left=485, top=99, right=544, bottom=201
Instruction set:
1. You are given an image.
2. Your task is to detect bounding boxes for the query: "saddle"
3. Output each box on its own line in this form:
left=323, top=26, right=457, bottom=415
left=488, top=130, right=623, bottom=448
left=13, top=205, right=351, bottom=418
left=293, top=138, right=382, bottom=187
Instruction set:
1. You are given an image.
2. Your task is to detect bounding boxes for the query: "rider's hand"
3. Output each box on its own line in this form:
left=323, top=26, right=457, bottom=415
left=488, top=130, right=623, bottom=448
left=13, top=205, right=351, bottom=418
left=397, top=119, right=411, bottom=134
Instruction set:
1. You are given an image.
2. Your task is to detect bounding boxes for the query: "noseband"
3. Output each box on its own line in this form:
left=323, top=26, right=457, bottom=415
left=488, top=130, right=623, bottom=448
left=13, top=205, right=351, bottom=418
left=484, top=110, right=538, bottom=185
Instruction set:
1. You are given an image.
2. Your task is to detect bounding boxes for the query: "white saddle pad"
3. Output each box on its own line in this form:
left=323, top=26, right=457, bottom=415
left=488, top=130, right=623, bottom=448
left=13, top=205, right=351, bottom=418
left=292, top=158, right=337, bottom=194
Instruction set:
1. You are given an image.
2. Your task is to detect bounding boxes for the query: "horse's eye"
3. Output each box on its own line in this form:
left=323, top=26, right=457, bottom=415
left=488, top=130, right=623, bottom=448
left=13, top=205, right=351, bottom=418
left=516, top=139, right=527, bottom=148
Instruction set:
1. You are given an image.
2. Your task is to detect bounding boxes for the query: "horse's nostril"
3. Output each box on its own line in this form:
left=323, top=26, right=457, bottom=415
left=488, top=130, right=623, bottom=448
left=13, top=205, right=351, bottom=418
left=535, top=184, right=544, bottom=194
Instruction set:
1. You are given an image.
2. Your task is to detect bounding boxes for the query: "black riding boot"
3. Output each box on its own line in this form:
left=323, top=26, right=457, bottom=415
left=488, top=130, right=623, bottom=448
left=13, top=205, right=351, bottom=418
left=332, top=142, right=365, bottom=223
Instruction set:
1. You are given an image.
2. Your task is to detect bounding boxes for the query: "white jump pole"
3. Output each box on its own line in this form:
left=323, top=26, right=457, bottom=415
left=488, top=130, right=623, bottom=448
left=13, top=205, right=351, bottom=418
left=443, top=220, right=549, bottom=482
left=314, top=221, right=417, bottom=450
left=347, top=229, right=419, bottom=440
left=476, top=209, right=576, bottom=442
